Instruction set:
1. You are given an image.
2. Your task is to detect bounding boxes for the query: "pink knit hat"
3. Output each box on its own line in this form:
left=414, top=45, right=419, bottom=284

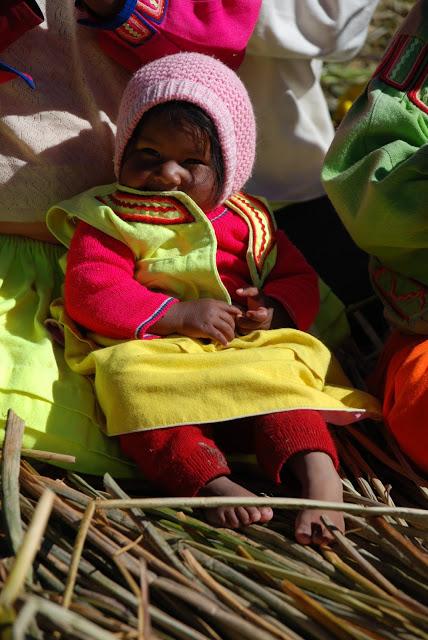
left=114, top=52, right=256, bottom=204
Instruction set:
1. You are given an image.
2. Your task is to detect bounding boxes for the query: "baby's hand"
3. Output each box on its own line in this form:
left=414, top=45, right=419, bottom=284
left=150, top=299, right=242, bottom=345
left=235, top=287, right=295, bottom=333
left=235, top=287, right=274, bottom=334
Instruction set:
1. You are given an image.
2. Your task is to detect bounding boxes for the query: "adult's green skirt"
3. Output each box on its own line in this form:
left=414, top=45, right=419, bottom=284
left=0, top=235, right=135, bottom=476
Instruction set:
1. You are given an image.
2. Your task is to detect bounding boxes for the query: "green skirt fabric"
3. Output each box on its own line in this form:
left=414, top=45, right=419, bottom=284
left=0, top=235, right=136, bottom=477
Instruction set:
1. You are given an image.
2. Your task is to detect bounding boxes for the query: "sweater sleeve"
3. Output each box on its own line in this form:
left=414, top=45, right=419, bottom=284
left=322, top=9, right=428, bottom=332
left=76, top=0, right=261, bottom=72
left=65, top=221, right=178, bottom=339
left=263, top=230, right=319, bottom=331
left=322, top=3, right=428, bottom=262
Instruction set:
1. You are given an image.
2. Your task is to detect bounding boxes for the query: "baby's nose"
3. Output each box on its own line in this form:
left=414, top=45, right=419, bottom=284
left=157, top=160, right=186, bottom=188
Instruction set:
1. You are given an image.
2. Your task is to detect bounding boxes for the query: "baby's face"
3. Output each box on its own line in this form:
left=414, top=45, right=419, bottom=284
left=119, top=109, right=218, bottom=211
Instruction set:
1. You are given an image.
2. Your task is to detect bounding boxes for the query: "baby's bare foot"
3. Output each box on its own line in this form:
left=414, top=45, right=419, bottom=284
left=288, top=451, right=344, bottom=545
left=199, top=476, right=273, bottom=528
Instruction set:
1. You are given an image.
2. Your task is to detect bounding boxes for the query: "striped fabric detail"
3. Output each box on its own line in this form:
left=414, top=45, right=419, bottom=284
left=209, top=207, right=228, bottom=223
left=96, top=191, right=195, bottom=224
left=226, top=193, right=276, bottom=277
left=0, top=61, right=35, bottom=89
left=135, top=297, right=175, bottom=338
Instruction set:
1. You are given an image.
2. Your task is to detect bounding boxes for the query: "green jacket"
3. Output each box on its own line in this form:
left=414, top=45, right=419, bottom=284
left=322, top=0, right=428, bottom=333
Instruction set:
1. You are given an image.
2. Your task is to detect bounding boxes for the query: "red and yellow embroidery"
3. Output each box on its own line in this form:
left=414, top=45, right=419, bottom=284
left=226, top=193, right=276, bottom=277
left=136, top=0, right=166, bottom=21
left=116, top=0, right=167, bottom=47
left=96, top=191, right=195, bottom=224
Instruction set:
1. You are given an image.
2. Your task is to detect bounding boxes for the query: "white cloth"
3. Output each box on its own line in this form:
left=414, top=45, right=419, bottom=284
left=0, top=1, right=129, bottom=225
left=239, top=0, right=379, bottom=202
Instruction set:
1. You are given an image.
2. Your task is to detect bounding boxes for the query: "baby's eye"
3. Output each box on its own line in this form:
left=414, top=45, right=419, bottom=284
left=139, top=147, right=160, bottom=158
left=184, top=158, right=204, bottom=166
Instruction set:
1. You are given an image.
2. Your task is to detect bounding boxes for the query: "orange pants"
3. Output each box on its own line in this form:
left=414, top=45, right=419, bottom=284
left=371, top=331, right=428, bottom=474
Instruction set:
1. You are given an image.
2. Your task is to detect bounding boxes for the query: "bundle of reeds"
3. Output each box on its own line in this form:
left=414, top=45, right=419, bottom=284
left=1, top=409, right=427, bottom=640
left=2, top=3, right=426, bottom=638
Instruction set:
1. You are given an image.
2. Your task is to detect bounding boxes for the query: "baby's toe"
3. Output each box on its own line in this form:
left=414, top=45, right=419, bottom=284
left=311, top=520, right=334, bottom=546
left=295, top=510, right=317, bottom=545
left=224, top=508, right=241, bottom=528
left=235, top=506, right=254, bottom=526
left=258, top=507, right=273, bottom=523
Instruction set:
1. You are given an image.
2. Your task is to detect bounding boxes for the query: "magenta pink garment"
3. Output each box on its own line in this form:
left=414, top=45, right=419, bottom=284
left=99, top=0, right=262, bottom=72
left=65, top=203, right=319, bottom=340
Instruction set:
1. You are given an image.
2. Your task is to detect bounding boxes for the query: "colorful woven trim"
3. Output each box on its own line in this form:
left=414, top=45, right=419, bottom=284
left=115, top=0, right=167, bottom=46
left=96, top=190, right=195, bottom=224
left=371, top=260, right=428, bottom=323
left=376, top=33, right=428, bottom=93
left=226, top=193, right=276, bottom=277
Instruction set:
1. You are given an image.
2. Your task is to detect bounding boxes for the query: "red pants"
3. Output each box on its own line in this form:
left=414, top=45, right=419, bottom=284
left=120, top=410, right=338, bottom=496
left=370, top=331, right=428, bottom=474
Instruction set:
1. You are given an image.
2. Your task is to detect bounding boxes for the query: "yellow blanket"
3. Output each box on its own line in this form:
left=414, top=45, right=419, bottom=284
left=55, top=303, right=381, bottom=436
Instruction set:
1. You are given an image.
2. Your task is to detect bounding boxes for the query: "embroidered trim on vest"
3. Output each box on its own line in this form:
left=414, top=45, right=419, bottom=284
left=96, top=191, right=195, bottom=224
left=226, top=193, right=276, bottom=277
left=115, top=0, right=168, bottom=47
left=377, top=34, right=427, bottom=91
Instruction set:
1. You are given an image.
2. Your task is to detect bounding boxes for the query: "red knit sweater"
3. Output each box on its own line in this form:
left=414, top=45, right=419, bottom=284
left=65, top=203, right=319, bottom=339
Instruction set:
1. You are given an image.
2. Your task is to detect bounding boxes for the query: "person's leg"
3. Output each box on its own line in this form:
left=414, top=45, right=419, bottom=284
left=119, top=425, right=273, bottom=527
left=119, top=425, right=230, bottom=496
left=253, top=410, right=344, bottom=545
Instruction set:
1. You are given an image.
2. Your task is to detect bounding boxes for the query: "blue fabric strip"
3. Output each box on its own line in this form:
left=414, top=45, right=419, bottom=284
left=0, top=61, right=35, bottom=89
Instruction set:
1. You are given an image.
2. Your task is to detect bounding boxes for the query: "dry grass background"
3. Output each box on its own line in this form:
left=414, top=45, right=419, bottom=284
left=322, top=0, right=415, bottom=118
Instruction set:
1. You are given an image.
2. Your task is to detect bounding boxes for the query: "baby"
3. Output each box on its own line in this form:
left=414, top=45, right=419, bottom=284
left=46, top=53, right=380, bottom=544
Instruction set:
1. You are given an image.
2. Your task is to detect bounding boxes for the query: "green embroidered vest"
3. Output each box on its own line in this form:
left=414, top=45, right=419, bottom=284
left=47, top=184, right=278, bottom=303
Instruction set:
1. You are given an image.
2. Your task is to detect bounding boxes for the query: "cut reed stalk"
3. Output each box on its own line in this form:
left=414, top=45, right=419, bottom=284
left=1, top=409, right=25, bottom=553
left=0, top=489, right=55, bottom=608
left=93, top=497, right=428, bottom=524
left=62, top=499, right=96, bottom=608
